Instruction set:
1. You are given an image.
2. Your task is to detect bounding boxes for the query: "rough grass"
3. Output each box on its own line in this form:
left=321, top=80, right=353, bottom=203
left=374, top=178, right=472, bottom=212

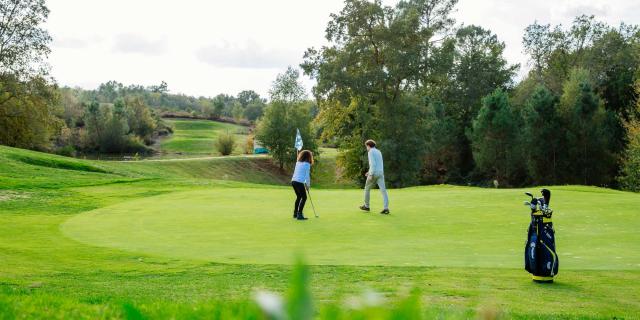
left=8, top=153, right=109, bottom=173
left=1, top=145, right=639, bottom=319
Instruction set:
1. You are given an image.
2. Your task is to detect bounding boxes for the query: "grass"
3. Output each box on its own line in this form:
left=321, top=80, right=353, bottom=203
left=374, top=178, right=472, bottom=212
left=1, top=138, right=639, bottom=318
left=62, top=186, right=640, bottom=269
left=156, top=119, right=250, bottom=157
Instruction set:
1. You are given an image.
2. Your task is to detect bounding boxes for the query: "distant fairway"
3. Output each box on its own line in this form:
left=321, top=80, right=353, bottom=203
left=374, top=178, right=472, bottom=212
left=62, top=185, right=640, bottom=269
left=156, top=118, right=250, bottom=157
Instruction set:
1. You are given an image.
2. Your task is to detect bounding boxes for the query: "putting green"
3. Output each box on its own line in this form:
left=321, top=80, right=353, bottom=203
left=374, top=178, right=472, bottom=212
left=61, top=186, right=640, bottom=268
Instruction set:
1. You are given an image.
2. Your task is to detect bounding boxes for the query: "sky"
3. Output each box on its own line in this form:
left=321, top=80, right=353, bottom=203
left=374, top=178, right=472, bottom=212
left=45, top=0, right=640, bottom=98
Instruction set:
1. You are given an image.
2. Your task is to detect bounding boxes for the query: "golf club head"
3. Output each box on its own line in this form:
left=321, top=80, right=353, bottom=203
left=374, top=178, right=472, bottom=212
left=541, top=189, right=551, bottom=206
left=525, top=192, right=533, bottom=198
left=524, top=201, right=531, bottom=206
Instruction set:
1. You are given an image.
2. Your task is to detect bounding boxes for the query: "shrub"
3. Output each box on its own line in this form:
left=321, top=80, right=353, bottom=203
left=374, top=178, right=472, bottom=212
left=245, top=135, right=254, bottom=154
left=55, top=145, right=76, bottom=157
left=215, top=131, right=236, bottom=156
left=124, top=136, right=152, bottom=154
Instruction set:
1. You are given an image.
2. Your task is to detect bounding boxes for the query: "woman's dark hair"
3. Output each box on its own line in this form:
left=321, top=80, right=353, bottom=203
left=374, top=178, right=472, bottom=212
left=365, top=139, right=376, bottom=148
left=297, top=150, right=314, bottom=164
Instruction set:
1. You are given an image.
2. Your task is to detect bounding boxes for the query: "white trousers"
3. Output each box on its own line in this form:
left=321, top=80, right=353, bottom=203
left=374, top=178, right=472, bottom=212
left=364, top=174, right=389, bottom=209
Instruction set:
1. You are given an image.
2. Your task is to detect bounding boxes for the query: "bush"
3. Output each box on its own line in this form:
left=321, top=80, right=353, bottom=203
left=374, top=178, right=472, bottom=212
left=245, top=135, right=254, bottom=154
left=215, top=131, right=236, bottom=156
left=124, top=136, right=152, bottom=154
left=55, top=145, right=76, bottom=157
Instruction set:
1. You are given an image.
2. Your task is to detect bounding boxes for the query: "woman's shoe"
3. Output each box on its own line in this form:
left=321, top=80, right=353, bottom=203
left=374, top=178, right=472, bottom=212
left=297, top=213, right=308, bottom=220
left=293, top=212, right=298, bottom=218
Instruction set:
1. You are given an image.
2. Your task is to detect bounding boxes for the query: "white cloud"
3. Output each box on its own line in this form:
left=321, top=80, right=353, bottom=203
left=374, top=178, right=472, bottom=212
left=52, top=35, right=104, bottom=49
left=196, top=40, right=298, bottom=69
left=562, top=4, right=610, bottom=18
left=112, top=34, right=168, bottom=56
left=52, top=37, right=89, bottom=49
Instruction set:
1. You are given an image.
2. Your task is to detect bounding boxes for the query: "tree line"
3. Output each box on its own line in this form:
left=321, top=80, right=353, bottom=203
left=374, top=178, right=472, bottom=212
left=3, top=78, right=271, bottom=155
left=290, top=0, right=639, bottom=190
left=56, top=83, right=269, bottom=155
left=2, top=0, right=639, bottom=191
left=88, top=81, right=268, bottom=123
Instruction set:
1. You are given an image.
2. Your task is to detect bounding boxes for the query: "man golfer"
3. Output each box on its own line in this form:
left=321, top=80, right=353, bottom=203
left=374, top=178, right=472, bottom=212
left=360, top=140, right=390, bottom=214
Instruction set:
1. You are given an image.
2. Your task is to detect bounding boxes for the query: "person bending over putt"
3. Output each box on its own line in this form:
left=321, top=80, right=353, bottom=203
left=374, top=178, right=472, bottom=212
left=360, top=140, right=390, bottom=214
left=291, top=150, right=313, bottom=220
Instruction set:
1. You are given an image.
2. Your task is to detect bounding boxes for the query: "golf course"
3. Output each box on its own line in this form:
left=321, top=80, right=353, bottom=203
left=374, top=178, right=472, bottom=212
left=2, top=0, right=640, bottom=317
left=154, top=119, right=250, bottom=158
left=1, top=119, right=639, bottom=319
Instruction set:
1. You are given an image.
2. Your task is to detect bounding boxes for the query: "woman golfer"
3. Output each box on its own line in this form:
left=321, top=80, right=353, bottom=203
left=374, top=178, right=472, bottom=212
left=291, top=150, right=313, bottom=220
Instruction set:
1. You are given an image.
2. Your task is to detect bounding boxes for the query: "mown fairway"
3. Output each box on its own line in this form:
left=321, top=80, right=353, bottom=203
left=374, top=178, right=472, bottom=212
left=63, top=186, right=639, bottom=269
left=156, top=119, right=250, bottom=157
left=1, top=133, right=640, bottom=318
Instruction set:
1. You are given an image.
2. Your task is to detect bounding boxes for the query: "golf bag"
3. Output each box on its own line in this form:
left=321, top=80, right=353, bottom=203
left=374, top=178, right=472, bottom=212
left=523, top=189, right=559, bottom=283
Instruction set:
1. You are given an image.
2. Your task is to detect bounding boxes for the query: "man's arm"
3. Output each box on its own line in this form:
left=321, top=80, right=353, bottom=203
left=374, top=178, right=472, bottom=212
left=367, top=150, right=375, bottom=175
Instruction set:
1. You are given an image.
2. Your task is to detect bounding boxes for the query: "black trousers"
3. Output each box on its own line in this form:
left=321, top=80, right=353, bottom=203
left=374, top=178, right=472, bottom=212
left=291, top=181, right=307, bottom=214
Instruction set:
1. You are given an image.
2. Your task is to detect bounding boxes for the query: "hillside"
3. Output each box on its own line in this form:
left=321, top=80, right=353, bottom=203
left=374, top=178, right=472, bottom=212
left=0, top=145, right=289, bottom=189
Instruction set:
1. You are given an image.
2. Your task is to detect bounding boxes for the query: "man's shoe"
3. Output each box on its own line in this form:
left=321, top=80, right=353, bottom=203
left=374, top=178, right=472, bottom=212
left=293, top=212, right=298, bottom=218
left=297, top=213, right=308, bottom=220
left=359, top=205, right=370, bottom=212
left=380, top=209, right=390, bottom=214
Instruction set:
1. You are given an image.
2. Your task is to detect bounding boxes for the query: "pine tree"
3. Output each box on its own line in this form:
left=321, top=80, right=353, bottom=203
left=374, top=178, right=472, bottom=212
left=559, top=68, right=614, bottom=185
left=522, top=85, right=563, bottom=184
left=468, top=89, right=525, bottom=186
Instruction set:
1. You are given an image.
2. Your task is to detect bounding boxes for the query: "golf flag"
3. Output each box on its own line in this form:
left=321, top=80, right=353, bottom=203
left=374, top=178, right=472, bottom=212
left=295, top=128, right=303, bottom=151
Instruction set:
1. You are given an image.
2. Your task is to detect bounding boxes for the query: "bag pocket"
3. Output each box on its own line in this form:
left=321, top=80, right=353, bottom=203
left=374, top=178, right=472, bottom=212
left=538, top=227, right=558, bottom=277
left=525, top=226, right=538, bottom=274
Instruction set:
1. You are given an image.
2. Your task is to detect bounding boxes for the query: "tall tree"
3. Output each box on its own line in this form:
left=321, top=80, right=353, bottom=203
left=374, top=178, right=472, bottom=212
left=237, top=90, right=261, bottom=107
left=0, top=0, right=56, bottom=150
left=125, top=97, right=156, bottom=142
left=435, top=25, right=518, bottom=176
left=244, top=100, right=265, bottom=121
left=522, top=22, right=563, bottom=80
left=0, top=0, right=51, bottom=78
left=421, top=98, right=461, bottom=184
left=468, top=89, right=525, bottom=186
left=83, top=101, right=106, bottom=150
left=302, top=0, right=458, bottom=186
left=522, top=85, right=563, bottom=184
left=617, top=81, right=640, bottom=191
left=0, top=76, right=59, bottom=149
left=378, top=94, right=428, bottom=187
left=559, top=68, right=614, bottom=185
left=269, top=67, right=307, bottom=104
left=256, top=68, right=317, bottom=169
left=618, top=117, right=640, bottom=192
left=443, top=25, right=518, bottom=126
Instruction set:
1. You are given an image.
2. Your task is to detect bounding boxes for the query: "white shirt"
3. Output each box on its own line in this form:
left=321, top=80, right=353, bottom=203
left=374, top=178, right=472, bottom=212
left=291, top=161, right=311, bottom=186
left=367, top=147, right=384, bottom=176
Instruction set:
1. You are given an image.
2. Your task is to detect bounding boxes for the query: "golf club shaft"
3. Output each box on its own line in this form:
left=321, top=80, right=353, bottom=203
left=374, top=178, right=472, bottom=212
left=306, top=188, right=318, bottom=218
